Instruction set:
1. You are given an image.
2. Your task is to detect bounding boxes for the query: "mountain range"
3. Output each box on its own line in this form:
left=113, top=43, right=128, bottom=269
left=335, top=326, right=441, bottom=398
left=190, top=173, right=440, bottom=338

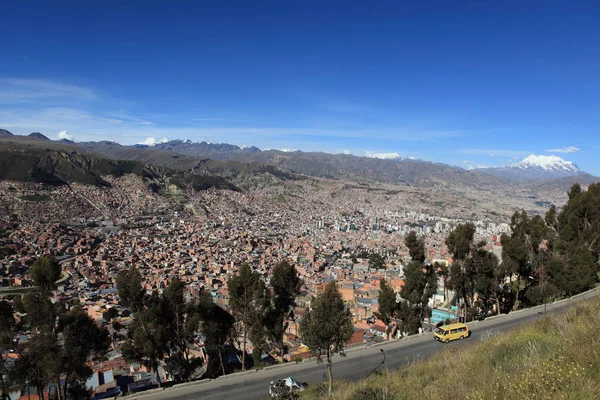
left=0, top=130, right=597, bottom=197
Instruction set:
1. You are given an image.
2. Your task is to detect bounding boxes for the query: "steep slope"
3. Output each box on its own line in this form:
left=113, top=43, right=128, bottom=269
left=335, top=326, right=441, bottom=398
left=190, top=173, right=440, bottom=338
left=0, top=138, right=239, bottom=192
left=77, top=140, right=301, bottom=189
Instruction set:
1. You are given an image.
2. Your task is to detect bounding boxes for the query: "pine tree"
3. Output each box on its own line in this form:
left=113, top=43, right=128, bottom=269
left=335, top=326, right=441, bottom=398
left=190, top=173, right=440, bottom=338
left=299, top=282, right=353, bottom=396
left=28, top=256, right=62, bottom=297
left=268, top=260, right=303, bottom=358
left=57, top=307, right=110, bottom=399
left=0, top=301, right=17, bottom=400
left=397, top=231, right=438, bottom=332
left=375, top=278, right=396, bottom=325
left=446, top=223, right=476, bottom=321
left=197, top=291, right=235, bottom=377
left=227, top=264, right=267, bottom=370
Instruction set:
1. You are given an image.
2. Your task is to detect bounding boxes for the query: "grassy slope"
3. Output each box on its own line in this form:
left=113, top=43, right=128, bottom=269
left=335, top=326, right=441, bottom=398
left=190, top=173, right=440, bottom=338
left=302, top=299, right=600, bottom=400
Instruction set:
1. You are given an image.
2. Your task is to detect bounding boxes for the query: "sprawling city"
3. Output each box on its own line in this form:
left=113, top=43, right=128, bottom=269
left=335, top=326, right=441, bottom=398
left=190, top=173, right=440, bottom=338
left=1, top=2, right=600, bottom=400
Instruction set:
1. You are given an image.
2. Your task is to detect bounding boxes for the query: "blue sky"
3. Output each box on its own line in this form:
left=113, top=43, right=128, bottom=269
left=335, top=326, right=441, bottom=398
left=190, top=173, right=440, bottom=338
left=1, top=1, right=599, bottom=174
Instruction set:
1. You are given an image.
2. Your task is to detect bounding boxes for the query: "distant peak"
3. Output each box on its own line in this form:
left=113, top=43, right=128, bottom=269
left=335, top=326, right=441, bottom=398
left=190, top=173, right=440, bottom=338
left=511, top=154, right=580, bottom=174
left=29, top=132, right=51, bottom=140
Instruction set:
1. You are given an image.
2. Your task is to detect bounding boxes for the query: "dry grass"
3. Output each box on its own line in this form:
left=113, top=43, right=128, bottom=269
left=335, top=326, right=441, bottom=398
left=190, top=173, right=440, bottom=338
left=301, top=299, right=600, bottom=400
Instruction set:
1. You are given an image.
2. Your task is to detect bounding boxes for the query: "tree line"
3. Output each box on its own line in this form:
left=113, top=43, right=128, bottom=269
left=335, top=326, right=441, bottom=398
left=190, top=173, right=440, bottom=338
left=115, top=260, right=304, bottom=385
left=1, top=256, right=110, bottom=400
left=377, top=183, right=600, bottom=334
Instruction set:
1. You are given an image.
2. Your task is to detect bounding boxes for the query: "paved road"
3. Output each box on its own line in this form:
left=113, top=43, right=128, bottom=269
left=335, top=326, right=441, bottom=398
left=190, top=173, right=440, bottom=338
left=136, top=288, right=599, bottom=400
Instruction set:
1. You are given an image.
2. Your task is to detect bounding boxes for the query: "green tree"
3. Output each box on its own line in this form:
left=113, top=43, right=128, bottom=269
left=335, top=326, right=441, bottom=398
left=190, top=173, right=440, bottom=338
left=468, top=244, right=502, bottom=316
left=17, top=291, right=56, bottom=330
left=405, top=231, right=426, bottom=264
left=121, top=292, right=170, bottom=387
left=446, top=223, right=476, bottom=321
left=197, top=291, right=234, bottom=377
left=374, top=278, right=396, bottom=325
left=163, top=278, right=201, bottom=382
left=547, top=183, right=600, bottom=295
left=11, top=329, right=62, bottom=400
left=57, top=307, right=110, bottom=399
left=117, top=269, right=171, bottom=387
left=501, top=211, right=550, bottom=309
left=397, top=232, right=438, bottom=332
left=227, top=264, right=267, bottom=370
left=0, top=301, right=18, bottom=400
left=268, top=261, right=303, bottom=358
left=299, top=282, right=353, bottom=396
left=28, top=256, right=61, bottom=297
left=368, top=253, right=386, bottom=271
left=116, top=265, right=145, bottom=312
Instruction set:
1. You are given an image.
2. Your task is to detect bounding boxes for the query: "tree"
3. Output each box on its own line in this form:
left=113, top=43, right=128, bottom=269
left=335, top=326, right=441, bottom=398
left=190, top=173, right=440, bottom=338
left=28, top=256, right=61, bottom=297
left=374, top=278, right=396, bottom=325
left=11, top=329, right=62, bottom=400
left=468, top=244, right=502, bottom=316
left=116, top=265, right=145, bottom=312
left=163, top=279, right=201, bottom=382
left=0, top=301, right=18, bottom=400
left=17, top=291, right=56, bottom=330
left=501, top=212, right=550, bottom=309
left=57, top=307, right=110, bottom=399
left=368, top=253, right=386, bottom=271
left=547, top=183, right=600, bottom=295
left=121, top=292, right=171, bottom=387
left=397, top=232, right=438, bottom=333
left=227, top=264, right=268, bottom=370
left=399, top=261, right=438, bottom=333
left=405, top=231, right=426, bottom=264
left=299, top=282, right=353, bottom=396
left=268, top=261, right=303, bottom=358
left=117, top=269, right=170, bottom=387
left=197, top=292, right=234, bottom=377
left=446, top=223, right=476, bottom=321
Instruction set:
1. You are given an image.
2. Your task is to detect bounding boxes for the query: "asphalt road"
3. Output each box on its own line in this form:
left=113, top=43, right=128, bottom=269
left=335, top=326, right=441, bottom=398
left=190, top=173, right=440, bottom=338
left=136, top=288, right=599, bottom=400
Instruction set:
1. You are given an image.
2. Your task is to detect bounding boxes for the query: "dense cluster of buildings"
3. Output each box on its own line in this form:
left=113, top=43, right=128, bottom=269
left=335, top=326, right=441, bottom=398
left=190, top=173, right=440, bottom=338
left=0, top=175, right=510, bottom=398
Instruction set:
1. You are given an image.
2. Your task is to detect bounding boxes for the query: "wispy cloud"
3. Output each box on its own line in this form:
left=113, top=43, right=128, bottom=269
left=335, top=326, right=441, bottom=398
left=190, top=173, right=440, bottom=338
left=365, top=151, right=400, bottom=160
left=546, top=146, right=580, bottom=153
left=336, top=149, right=353, bottom=155
left=462, top=160, right=495, bottom=170
left=455, top=148, right=530, bottom=157
left=0, top=78, right=96, bottom=104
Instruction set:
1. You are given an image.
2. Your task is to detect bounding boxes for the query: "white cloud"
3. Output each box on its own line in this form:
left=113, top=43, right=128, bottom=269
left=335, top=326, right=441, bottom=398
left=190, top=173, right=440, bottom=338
left=338, top=149, right=352, bottom=155
left=57, top=130, right=74, bottom=141
left=138, top=136, right=168, bottom=146
left=546, top=146, right=580, bottom=154
left=0, top=78, right=96, bottom=104
left=462, top=160, right=495, bottom=170
left=276, top=148, right=297, bottom=152
left=365, top=151, right=400, bottom=160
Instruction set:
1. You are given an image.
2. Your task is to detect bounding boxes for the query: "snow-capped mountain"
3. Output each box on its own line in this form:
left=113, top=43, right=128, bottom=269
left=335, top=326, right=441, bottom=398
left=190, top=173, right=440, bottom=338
left=477, top=155, right=583, bottom=180
left=511, top=155, right=581, bottom=175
